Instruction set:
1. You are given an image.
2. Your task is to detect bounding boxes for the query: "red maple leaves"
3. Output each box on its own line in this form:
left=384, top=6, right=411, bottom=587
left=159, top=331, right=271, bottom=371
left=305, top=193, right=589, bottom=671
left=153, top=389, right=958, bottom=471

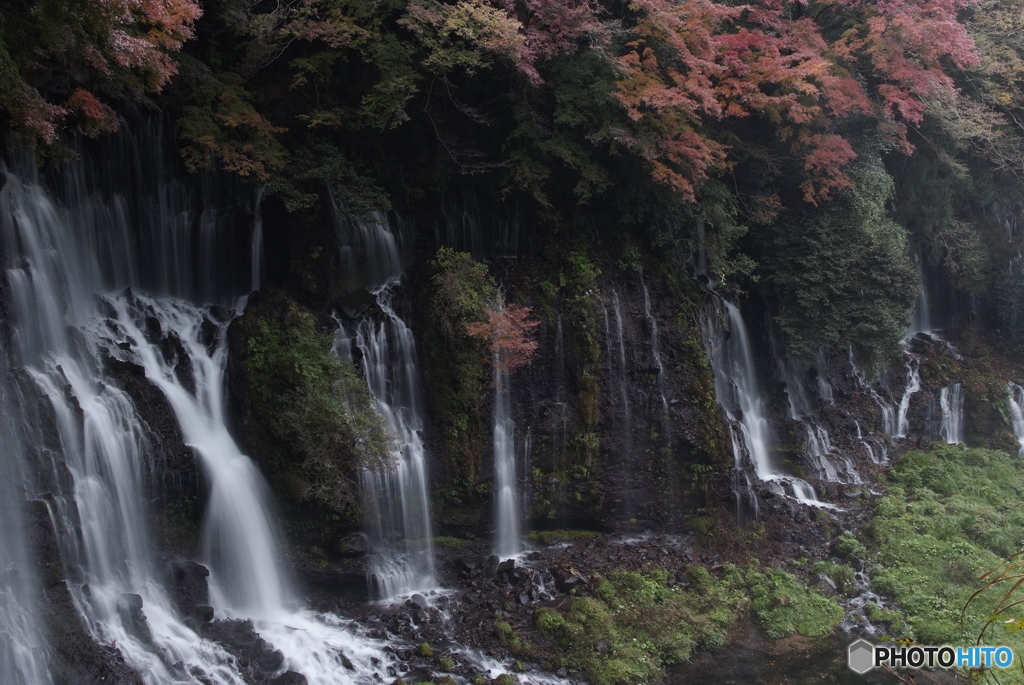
left=611, top=0, right=979, bottom=204
left=465, top=303, right=540, bottom=374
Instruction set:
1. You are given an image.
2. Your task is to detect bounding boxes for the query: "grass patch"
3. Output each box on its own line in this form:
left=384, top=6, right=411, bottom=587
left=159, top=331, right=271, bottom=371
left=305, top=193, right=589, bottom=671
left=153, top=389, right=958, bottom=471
left=536, top=565, right=842, bottom=684
left=527, top=529, right=601, bottom=545
left=434, top=535, right=472, bottom=550
left=868, top=445, right=1024, bottom=659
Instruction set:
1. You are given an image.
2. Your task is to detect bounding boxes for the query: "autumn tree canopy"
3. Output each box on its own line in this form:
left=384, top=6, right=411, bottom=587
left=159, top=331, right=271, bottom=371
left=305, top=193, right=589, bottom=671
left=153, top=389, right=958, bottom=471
left=6, top=0, right=1024, bottom=354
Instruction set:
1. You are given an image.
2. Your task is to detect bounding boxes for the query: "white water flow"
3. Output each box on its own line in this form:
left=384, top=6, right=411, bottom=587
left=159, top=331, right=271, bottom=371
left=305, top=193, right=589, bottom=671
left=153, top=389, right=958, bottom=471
left=611, top=291, right=632, bottom=456
left=352, top=282, right=436, bottom=598
left=642, top=285, right=669, bottom=426
left=848, top=346, right=897, bottom=435
left=805, top=422, right=861, bottom=484
left=553, top=316, right=568, bottom=461
left=0, top=345, right=52, bottom=685
left=703, top=301, right=833, bottom=510
left=332, top=204, right=437, bottom=599
left=895, top=358, right=921, bottom=437
left=939, top=383, right=965, bottom=445
left=1, top=138, right=393, bottom=682
left=1009, top=383, right=1024, bottom=456
left=493, top=299, right=520, bottom=558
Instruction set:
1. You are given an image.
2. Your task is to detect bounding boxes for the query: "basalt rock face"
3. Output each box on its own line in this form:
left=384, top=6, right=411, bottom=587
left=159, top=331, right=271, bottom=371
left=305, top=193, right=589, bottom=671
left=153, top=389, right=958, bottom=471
left=28, top=500, right=144, bottom=685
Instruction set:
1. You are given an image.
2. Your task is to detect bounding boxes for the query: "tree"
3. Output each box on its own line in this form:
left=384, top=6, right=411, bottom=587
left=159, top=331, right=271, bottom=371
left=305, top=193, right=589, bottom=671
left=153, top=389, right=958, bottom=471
left=0, top=0, right=202, bottom=145
left=466, top=301, right=540, bottom=374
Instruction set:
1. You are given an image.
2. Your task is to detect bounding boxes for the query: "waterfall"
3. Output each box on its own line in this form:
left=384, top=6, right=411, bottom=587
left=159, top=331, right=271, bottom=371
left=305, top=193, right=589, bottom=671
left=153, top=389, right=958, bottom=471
left=612, top=291, right=632, bottom=457
left=910, top=255, right=932, bottom=334
left=350, top=282, right=436, bottom=599
left=553, top=316, right=568, bottom=462
left=493, top=298, right=520, bottom=558
left=703, top=301, right=833, bottom=512
left=848, top=346, right=897, bottom=435
left=0, top=345, right=52, bottom=685
left=642, top=285, right=669, bottom=426
left=0, top=127, right=393, bottom=683
left=332, top=204, right=437, bottom=599
left=805, top=422, right=861, bottom=484
left=939, top=383, right=964, bottom=445
left=1009, top=383, right=1024, bottom=456
left=895, top=358, right=921, bottom=437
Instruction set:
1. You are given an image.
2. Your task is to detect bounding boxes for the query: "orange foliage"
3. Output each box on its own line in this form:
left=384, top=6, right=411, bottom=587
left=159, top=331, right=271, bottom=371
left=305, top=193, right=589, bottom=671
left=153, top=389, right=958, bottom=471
left=465, top=303, right=540, bottom=374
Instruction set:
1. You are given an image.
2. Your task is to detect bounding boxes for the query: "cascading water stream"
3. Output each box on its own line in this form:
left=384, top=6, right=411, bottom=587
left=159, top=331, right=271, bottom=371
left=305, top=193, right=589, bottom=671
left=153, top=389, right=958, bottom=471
left=0, top=345, right=52, bottom=685
left=331, top=205, right=438, bottom=599
left=939, top=383, right=964, bottom=445
left=1, top=128, right=395, bottom=683
left=642, top=285, right=669, bottom=426
left=895, top=358, right=921, bottom=438
left=702, top=301, right=834, bottom=512
left=1009, top=383, right=1024, bottom=456
left=493, top=299, right=520, bottom=558
left=351, top=282, right=436, bottom=599
left=612, top=291, right=633, bottom=454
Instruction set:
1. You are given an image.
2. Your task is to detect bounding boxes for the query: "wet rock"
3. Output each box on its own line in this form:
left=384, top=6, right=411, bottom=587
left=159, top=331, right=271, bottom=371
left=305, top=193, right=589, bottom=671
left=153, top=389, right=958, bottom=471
left=815, top=573, right=838, bottom=596
left=117, top=593, right=153, bottom=644
left=411, top=593, right=429, bottom=609
left=268, top=671, right=308, bottom=685
left=336, top=532, right=368, bottom=557
left=551, top=562, right=588, bottom=592
left=171, top=560, right=210, bottom=617
left=201, top=618, right=286, bottom=676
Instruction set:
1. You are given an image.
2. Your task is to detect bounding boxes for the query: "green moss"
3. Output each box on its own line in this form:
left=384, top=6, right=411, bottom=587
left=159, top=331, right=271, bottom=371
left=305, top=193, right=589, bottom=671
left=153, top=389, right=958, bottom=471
left=416, top=641, right=433, bottom=657
left=810, top=560, right=856, bottom=595
left=747, top=566, right=844, bottom=638
left=421, top=248, right=497, bottom=505
left=527, top=529, right=600, bottom=545
left=494, top=621, right=514, bottom=646
left=439, top=656, right=456, bottom=672
left=528, top=564, right=839, bottom=685
left=434, top=535, right=472, bottom=550
left=867, top=445, right=1024, bottom=653
left=236, top=295, right=389, bottom=514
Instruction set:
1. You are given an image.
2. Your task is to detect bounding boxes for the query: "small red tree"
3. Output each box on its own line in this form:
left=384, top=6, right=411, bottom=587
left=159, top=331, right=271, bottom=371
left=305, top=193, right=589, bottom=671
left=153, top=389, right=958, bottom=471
left=465, top=303, right=540, bottom=374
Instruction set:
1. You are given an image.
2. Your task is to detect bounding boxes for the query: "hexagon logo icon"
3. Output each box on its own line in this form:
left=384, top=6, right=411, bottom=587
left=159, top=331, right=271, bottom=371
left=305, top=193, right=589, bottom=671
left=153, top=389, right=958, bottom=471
left=848, top=639, right=875, bottom=674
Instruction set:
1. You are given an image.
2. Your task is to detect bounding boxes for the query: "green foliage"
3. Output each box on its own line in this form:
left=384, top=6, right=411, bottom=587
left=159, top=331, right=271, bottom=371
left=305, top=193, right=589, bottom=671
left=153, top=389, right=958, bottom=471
left=746, top=566, right=845, bottom=638
left=810, top=560, right=856, bottom=595
left=238, top=296, right=390, bottom=513
left=868, top=445, right=1024, bottom=649
left=422, top=249, right=497, bottom=504
left=527, top=529, right=600, bottom=545
left=537, top=565, right=839, bottom=684
left=757, top=153, right=918, bottom=362
left=416, top=641, right=433, bottom=657
left=439, top=656, right=456, bottom=672
left=434, top=535, right=472, bottom=550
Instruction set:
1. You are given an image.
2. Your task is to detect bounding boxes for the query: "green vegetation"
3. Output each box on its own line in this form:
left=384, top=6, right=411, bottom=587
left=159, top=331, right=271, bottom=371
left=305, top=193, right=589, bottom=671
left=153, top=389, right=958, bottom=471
left=526, top=529, right=601, bottom=545
left=757, top=154, right=918, bottom=363
left=416, top=642, right=433, bottom=657
left=867, top=446, right=1024, bottom=651
left=236, top=294, right=390, bottom=515
left=433, top=535, right=473, bottom=550
left=532, top=566, right=841, bottom=685
left=421, top=248, right=496, bottom=505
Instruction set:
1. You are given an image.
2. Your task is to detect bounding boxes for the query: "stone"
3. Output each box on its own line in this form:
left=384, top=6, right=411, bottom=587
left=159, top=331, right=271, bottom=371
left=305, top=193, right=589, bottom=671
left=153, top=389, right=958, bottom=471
left=410, top=593, right=429, bottom=609
left=336, top=533, right=368, bottom=556
left=117, top=593, right=152, bottom=644
left=171, top=561, right=210, bottom=617
left=268, top=671, right=308, bottom=685
left=815, top=572, right=838, bottom=596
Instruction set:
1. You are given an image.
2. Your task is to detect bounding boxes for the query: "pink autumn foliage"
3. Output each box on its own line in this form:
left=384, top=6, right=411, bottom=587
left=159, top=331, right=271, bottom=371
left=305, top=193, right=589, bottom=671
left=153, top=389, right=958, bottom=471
left=8, top=0, right=202, bottom=144
left=612, top=0, right=980, bottom=203
left=465, top=303, right=540, bottom=374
